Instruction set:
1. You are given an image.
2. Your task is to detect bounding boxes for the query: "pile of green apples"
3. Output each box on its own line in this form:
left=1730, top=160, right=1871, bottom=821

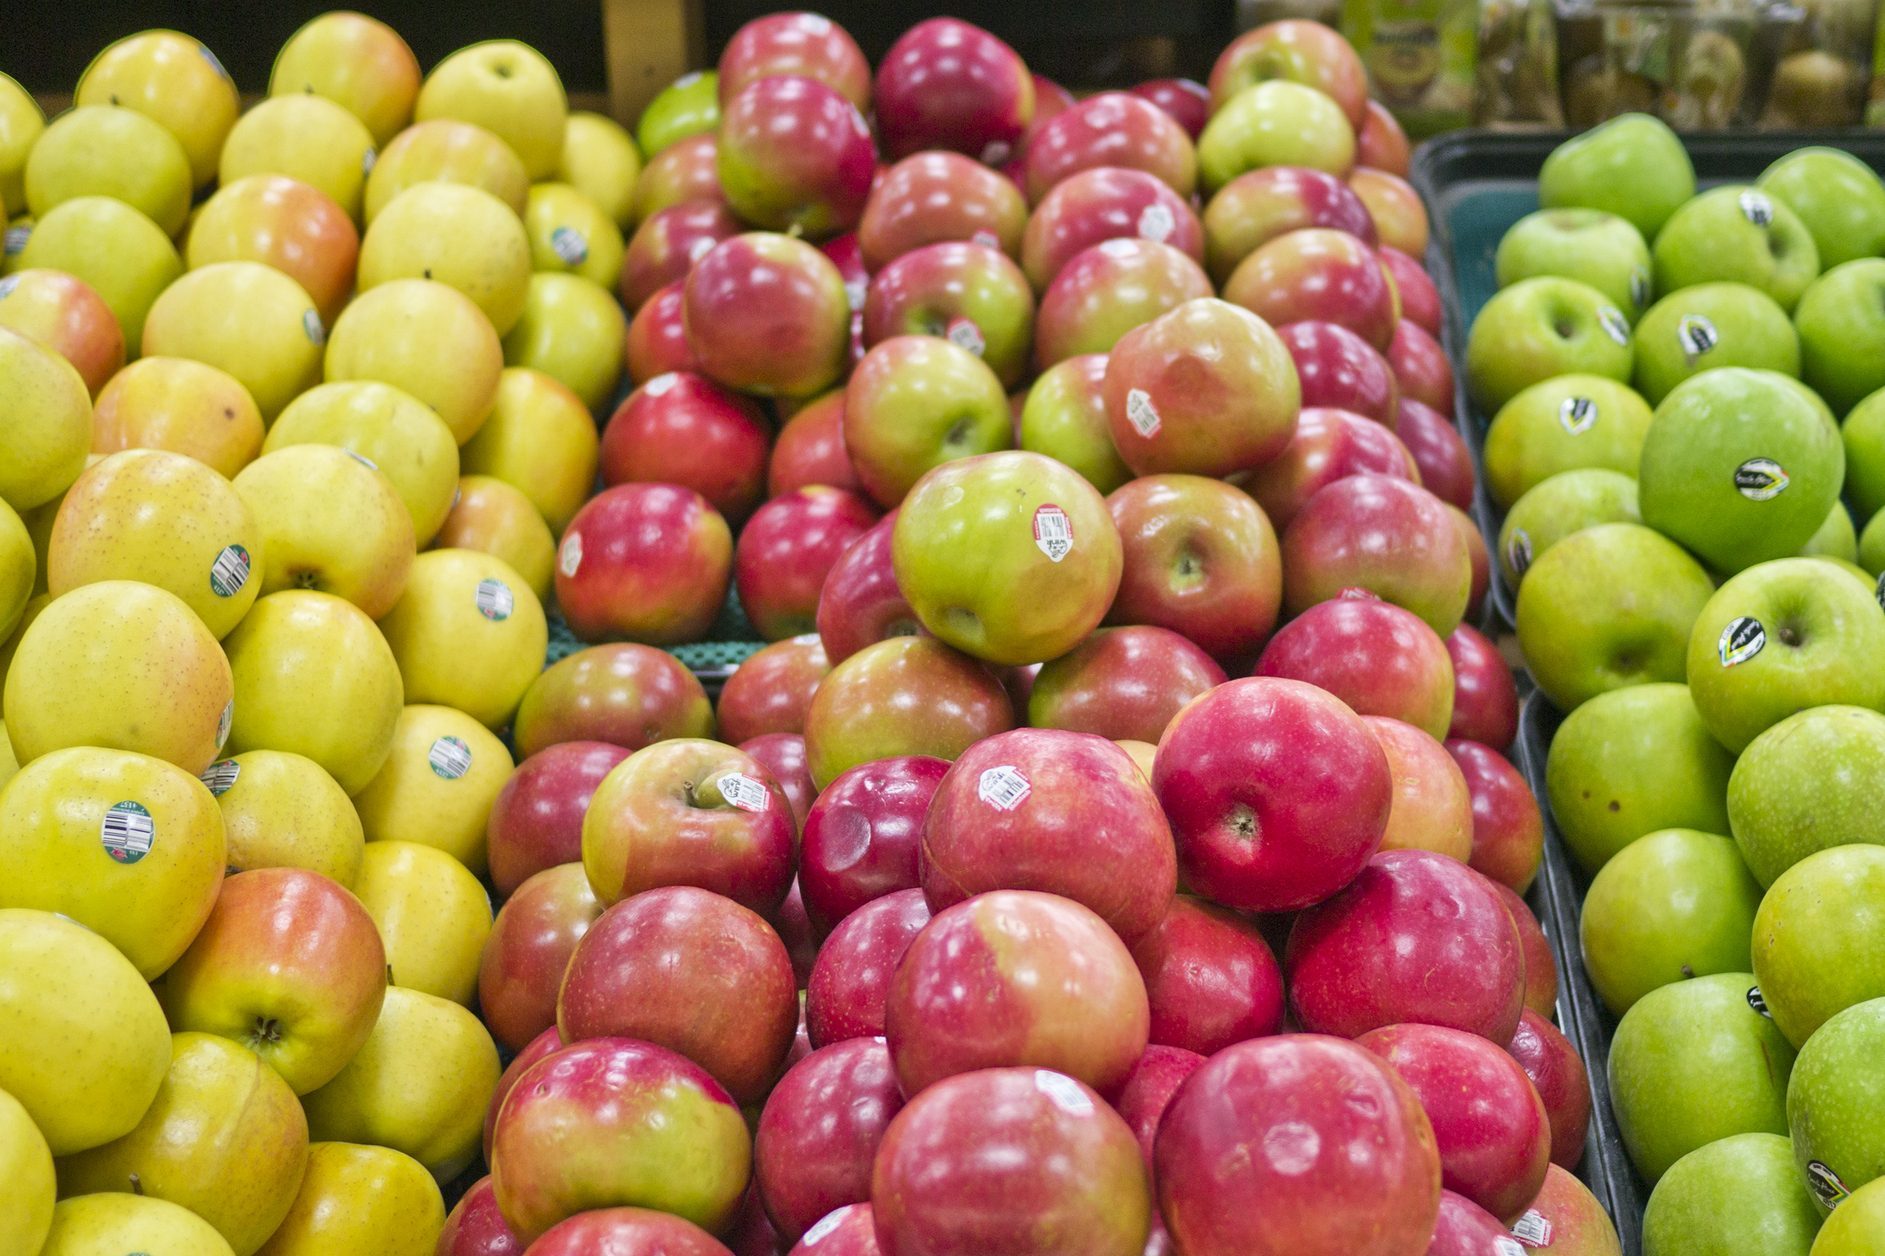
left=1463, top=113, right=1885, bottom=1254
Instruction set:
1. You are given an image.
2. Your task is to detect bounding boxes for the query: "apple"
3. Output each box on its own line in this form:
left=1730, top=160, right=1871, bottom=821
left=686, top=233, right=852, bottom=399
left=739, top=733, right=816, bottom=829
left=141, top=261, right=323, bottom=425
left=377, top=549, right=545, bottom=730
left=185, top=175, right=357, bottom=330
left=1239, top=404, right=1415, bottom=528
left=484, top=1026, right=563, bottom=1163
left=74, top=29, right=237, bottom=190
left=1538, top=112, right=1695, bottom=239
left=498, top=270, right=625, bottom=407
left=1759, top=146, right=1885, bottom=269
left=518, top=182, right=625, bottom=290
left=1642, top=1132, right=1823, bottom=1256
left=42, top=1194, right=237, bottom=1254
left=26, top=104, right=191, bottom=236
left=1023, top=93, right=1197, bottom=204
left=1225, top=229, right=1396, bottom=352
left=357, top=182, right=530, bottom=336
left=858, top=151, right=1028, bottom=271
left=0, top=1084, right=51, bottom=1255
left=1796, top=258, right=1885, bottom=416
left=0, top=267, right=123, bottom=395
left=1278, top=318, right=1399, bottom=425
left=1498, top=468, right=1640, bottom=588
left=1197, top=81, right=1357, bottom=192
left=638, top=71, right=720, bottom=163
left=1752, top=844, right=1885, bottom=1050
left=232, top=448, right=412, bottom=620
left=220, top=92, right=378, bottom=227
left=873, top=18, right=1033, bottom=161
left=1208, top=19, right=1369, bottom=123
left=1426, top=1191, right=1519, bottom=1254
left=513, top=644, right=713, bottom=762
left=436, top=1177, right=523, bottom=1256
left=1390, top=324, right=1457, bottom=420
left=805, top=887, right=931, bottom=1047
left=1376, top=247, right=1440, bottom=334
left=1483, top=374, right=1651, bottom=509
left=767, top=391, right=859, bottom=499
left=798, top=756, right=944, bottom=934
left=266, top=379, right=460, bottom=546
left=1028, top=625, right=1225, bottom=743
left=1201, top=165, right=1375, bottom=286
left=635, top=132, right=725, bottom=222
left=1022, top=166, right=1203, bottom=293
left=1014, top=353, right=1131, bottom=493
left=12, top=197, right=180, bottom=351
left=1114, top=1045, right=1206, bottom=1173
left=416, top=39, right=565, bottom=180
left=862, top=241, right=1035, bottom=387
left=1131, top=77, right=1211, bottom=138
left=1396, top=401, right=1474, bottom=514
left=842, top=335, right=1013, bottom=507
left=1730, top=705, right=1885, bottom=888
left=363, top=118, right=528, bottom=222
left=1283, top=474, right=1471, bottom=635
left=347, top=839, right=491, bottom=1006
left=1465, top=275, right=1635, bottom=413
left=88, top=356, right=263, bottom=479
left=716, top=635, right=830, bottom=745
left=476, top=863, right=600, bottom=1053
left=528, top=1208, right=732, bottom=1255
left=754, top=1037, right=903, bottom=1242
left=814, top=513, right=918, bottom=663
left=0, top=71, right=43, bottom=211
left=719, top=75, right=875, bottom=237
left=1519, top=1167, right=1629, bottom=1256
left=1635, top=282, right=1802, bottom=406
left=557, top=111, right=641, bottom=230
left=1495, top=208, right=1653, bottom=321
left=1787, top=996, right=1885, bottom=1216
left=1811, top=1174, right=1885, bottom=1251
left=1130, top=894, right=1284, bottom=1055
left=462, top=367, right=600, bottom=531
left=786, top=1202, right=877, bottom=1254
left=1035, top=237, right=1213, bottom=367
left=207, top=749, right=364, bottom=888
left=556, top=483, right=732, bottom=645
left=1654, top=186, right=1820, bottom=312
left=720, top=12, right=871, bottom=109
left=323, top=278, right=502, bottom=445
left=1255, top=593, right=1453, bottom=738
left=270, top=11, right=420, bottom=145
left=435, top=475, right=556, bottom=599
left=802, top=636, right=1014, bottom=789
left=738, top=488, right=879, bottom=640
left=1348, top=167, right=1427, bottom=256
left=257, top=1141, right=444, bottom=1254
left=1363, top=715, right=1474, bottom=861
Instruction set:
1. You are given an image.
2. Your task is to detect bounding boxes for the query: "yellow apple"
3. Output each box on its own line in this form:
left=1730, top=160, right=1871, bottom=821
left=357, top=183, right=531, bottom=335
left=0, top=497, right=29, bottom=638
left=0, top=724, right=18, bottom=789
left=141, top=261, right=324, bottom=420
left=57, top=1031, right=309, bottom=1256
left=233, top=445, right=414, bottom=618
left=75, top=31, right=241, bottom=189
left=206, top=749, right=364, bottom=887
left=267, top=379, right=460, bottom=543
left=349, top=839, right=493, bottom=1004
left=255, top=1142, right=443, bottom=1256
left=0, top=1086, right=52, bottom=1256
left=416, top=41, right=568, bottom=180
left=0, top=595, right=48, bottom=690
left=186, top=174, right=360, bottom=326
left=463, top=366, right=600, bottom=532
left=90, top=356, right=264, bottom=477
left=363, top=118, right=530, bottom=222
left=377, top=549, right=546, bottom=729
left=0, top=267, right=126, bottom=395
left=559, top=110, right=641, bottom=230
left=300, top=986, right=500, bottom=1180
left=435, top=474, right=555, bottom=597
left=221, top=590, right=403, bottom=795
left=323, top=278, right=502, bottom=445
left=523, top=182, right=625, bottom=287
left=41, top=1192, right=236, bottom=1256
left=25, top=105, right=192, bottom=238
left=220, top=94, right=376, bottom=224
left=16, top=196, right=182, bottom=348
left=50, top=448, right=264, bottom=637
left=4, top=581, right=231, bottom=774
left=0, top=325, right=90, bottom=512
left=351, top=704, right=512, bottom=876
left=0, top=74, right=44, bottom=218
left=21, top=497, right=56, bottom=594
left=0, top=909, right=171, bottom=1155
left=500, top=271, right=626, bottom=412
left=270, top=12, right=422, bottom=147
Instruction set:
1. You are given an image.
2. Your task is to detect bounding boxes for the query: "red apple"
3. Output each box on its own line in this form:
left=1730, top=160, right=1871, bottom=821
left=621, top=200, right=743, bottom=311
left=771, top=388, right=867, bottom=498
left=685, top=232, right=852, bottom=398
left=526, top=1208, right=733, bottom=1255
left=1429, top=1190, right=1520, bottom=1255
left=802, top=637, right=1014, bottom=789
left=1487, top=884, right=1554, bottom=1021
left=513, top=644, right=716, bottom=760
left=1114, top=1044, right=1206, bottom=1168
left=885, top=890, right=1150, bottom=1095
left=741, top=733, right=817, bottom=832
left=862, top=241, right=1035, bottom=386
left=637, top=133, right=727, bottom=220
left=805, top=887, right=931, bottom=1047
left=626, top=280, right=703, bottom=384
left=185, top=175, right=359, bottom=327
left=1379, top=246, right=1441, bottom=335
left=556, top=483, right=733, bottom=645
left=484, top=1026, right=562, bottom=1162
left=858, top=151, right=1028, bottom=270
left=478, top=863, right=603, bottom=1052
left=1034, top=237, right=1213, bottom=368
left=1286, top=849, right=1527, bottom=1041
left=719, top=75, right=876, bottom=237
left=438, top=1176, right=523, bottom=1256
left=737, top=486, right=880, bottom=640
left=1021, top=166, right=1204, bottom=293
left=1154, top=1035, right=1441, bottom=1253
left=1506, top=1009, right=1590, bottom=1169
left=599, top=371, right=771, bottom=524
left=1511, top=1165, right=1623, bottom=1254
left=1208, top=19, right=1370, bottom=125
left=756, top=1037, right=905, bottom=1242
left=1450, top=504, right=1490, bottom=621
left=1366, top=714, right=1475, bottom=861
left=1350, top=167, right=1429, bottom=256
left=841, top=334, right=1012, bottom=508
left=487, top=741, right=633, bottom=894
left=1395, top=398, right=1474, bottom=510
left=559, top=885, right=798, bottom=1104
left=1277, top=319, right=1399, bottom=426
left=1357, top=100, right=1412, bottom=175
left=1226, top=228, right=1399, bottom=351
left=1390, top=321, right=1457, bottom=412
left=718, top=636, right=831, bottom=745
left=815, top=513, right=922, bottom=665
left=1238, top=405, right=1418, bottom=529
left=1023, top=93, right=1198, bottom=204
left=1106, top=473, right=1283, bottom=658
left=1444, top=628, right=1519, bottom=751
left=1027, top=625, right=1226, bottom=744
left=1255, top=591, right=1456, bottom=739
left=872, top=18, right=1034, bottom=163
left=0, top=267, right=125, bottom=394
left=1281, top=474, right=1471, bottom=636
left=788, top=1203, right=879, bottom=1255
left=800, top=755, right=946, bottom=935
left=720, top=12, right=871, bottom=109
left=1202, top=165, right=1377, bottom=286
left=1130, top=78, right=1211, bottom=139
left=1130, top=895, right=1285, bottom=1055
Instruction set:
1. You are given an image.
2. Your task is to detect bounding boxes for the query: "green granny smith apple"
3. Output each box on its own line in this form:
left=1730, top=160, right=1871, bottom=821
left=1609, top=972, right=1796, bottom=1184
left=1843, top=388, right=1885, bottom=519
left=1537, top=112, right=1695, bottom=241
left=1516, top=522, right=1715, bottom=710
left=1809, top=1173, right=1885, bottom=1251
left=1545, top=682, right=1734, bottom=873
left=1863, top=507, right=1885, bottom=576
left=1802, top=504, right=1859, bottom=561
left=1499, top=468, right=1640, bottom=588
left=1483, top=374, right=1652, bottom=508
left=1495, top=208, right=1653, bottom=320
left=1788, top=996, right=1885, bottom=1215
left=1795, top=260, right=1885, bottom=416
left=1642, top=1133, right=1823, bottom=1256
left=1632, top=282, right=1801, bottom=406
left=1753, top=844, right=1885, bottom=1048
left=1731, top=705, right=1885, bottom=886
left=636, top=70, right=718, bottom=158
left=1758, top=146, right=1885, bottom=270
left=1464, top=276, right=1634, bottom=414
left=1653, top=186, right=1821, bottom=312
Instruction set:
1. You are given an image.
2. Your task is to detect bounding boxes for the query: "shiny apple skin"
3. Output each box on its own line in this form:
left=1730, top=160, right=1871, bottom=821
left=1358, top=100, right=1412, bottom=175
left=1379, top=246, right=1441, bottom=335
left=815, top=513, right=921, bottom=665
left=1506, top=1009, right=1591, bottom=1169
left=841, top=334, right=1013, bottom=509
left=1034, top=237, right=1213, bottom=368
left=740, top=732, right=816, bottom=831
left=1114, top=1044, right=1206, bottom=1168
left=1154, top=1034, right=1442, bottom=1255
left=1207, top=19, right=1370, bottom=125
left=1280, top=474, right=1471, bottom=637
left=1395, top=397, right=1474, bottom=511
left=526, top=1207, right=734, bottom=1255
left=718, top=636, right=831, bottom=745
left=1238, top=404, right=1418, bottom=529
left=684, top=232, right=852, bottom=398
left=636, top=133, right=726, bottom=220
left=1225, top=227, right=1399, bottom=352
left=1256, top=593, right=1456, bottom=740
left=186, top=175, right=359, bottom=327
left=1286, top=849, right=1527, bottom=1042
left=1445, top=741, right=1543, bottom=900
left=871, top=1067, right=1153, bottom=1256
left=872, top=18, right=1035, bottom=163
left=718, top=75, right=876, bottom=237
left=1021, top=167, right=1204, bottom=293
left=1350, top=167, right=1429, bottom=256
left=1389, top=321, right=1457, bottom=412
left=1028, top=625, right=1226, bottom=744
left=1428, top=1190, right=1516, bottom=1254
left=487, top=741, right=633, bottom=894
left=514, top=643, right=716, bottom=760
left=599, top=371, right=771, bottom=525
left=478, top=863, right=603, bottom=1052
left=1451, top=506, right=1490, bottom=621
left=857, top=151, right=1028, bottom=271
left=756, top=1036, right=905, bottom=1242
left=555, top=484, right=734, bottom=646
left=483, top=1025, right=562, bottom=1162
left=736, top=486, right=880, bottom=641
left=437, top=1175, right=524, bottom=1256
left=1023, top=93, right=1198, bottom=204
left=1492, top=880, right=1558, bottom=1019
left=1278, top=319, right=1399, bottom=426
left=1131, top=895, right=1285, bottom=1055
left=719, top=11, right=872, bottom=109
left=802, top=637, right=1014, bottom=790
left=788, top=1203, right=880, bottom=1255
left=800, top=756, right=947, bottom=936
left=621, top=200, right=743, bottom=311
left=806, top=887, right=931, bottom=1047
left=626, top=280, right=703, bottom=384
left=1202, top=165, right=1377, bottom=286
left=861, top=240, right=1035, bottom=387
left=1130, top=78, right=1211, bottom=139
left=1443, top=627, right=1519, bottom=749
left=771, top=388, right=867, bottom=498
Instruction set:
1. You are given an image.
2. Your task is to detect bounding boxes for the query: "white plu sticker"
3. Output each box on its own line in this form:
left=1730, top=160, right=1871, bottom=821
left=980, top=140, right=1012, bottom=167
left=1735, top=458, right=1790, bottom=501
left=1747, top=986, right=1771, bottom=1018
left=720, top=772, right=771, bottom=812
left=201, top=759, right=241, bottom=796
left=1505, top=529, right=1534, bottom=579
left=1678, top=313, right=1718, bottom=363
left=1739, top=189, right=1776, bottom=227
left=1137, top=202, right=1177, bottom=243
left=1510, top=1210, right=1553, bottom=1247
left=429, top=735, right=473, bottom=780
left=977, top=764, right=1032, bottom=811
left=1558, top=396, right=1597, bottom=435
left=946, top=316, right=987, bottom=357
left=1808, top=1161, right=1852, bottom=1210
left=475, top=578, right=515, bottom=621
left=1495, top=1239, right=1525, bottom=1256
left=644, top=372, right=679, bottom=397
left=1032, top=504, right=1074, bottom=562
left=800, top=1209, right=845, bottom=1247
left=1718, top=616, right=1766, bottom=668
left=1034, top=1070, right=1095, bottom=1115
left=302, top=308, right=326, bottom=346
left=844, top=277, right=868, bottom=312
left=1598, top=307, right=1631, bottom=347
left=550, top=226, right=590, bottom=266
left=1124, top=387, right=1162, bottom=437
left=559, top=532, right=584, bottom=578
left=0, top=274, right=18, bottom=300
left=3, top=225, right=29, bottom=256
left=362, top=146, right=377, bottom=175
left=209, top=544, right=251, bottom=598
left=971, top=229, right=1001, bottom=250
left=101, top=801, right=155, bottom=865
left=346, top=449, right=379, bottom=472
left=216, top=700, right=233, bottom=750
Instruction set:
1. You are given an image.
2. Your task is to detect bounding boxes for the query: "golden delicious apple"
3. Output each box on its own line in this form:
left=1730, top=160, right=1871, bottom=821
left=559, top=110, right=641, bottom=230
left=416, top=40, right=568, bottom=180
left=358, top=182, right=531, bottom=335
left=186, top=174, right=359, bottom=326
left=0, top=497, right=29, bottom=638
left=363, top=118, right=529, bottom=222
left=0, top=909, right=170, bottom=1155
left=0, top=595, right=47, bottom=691
left=41, top=1193, right=235, bottom=1256
left=24, top=105, right=192, bottom=237
left=435, top=474, right=555, bottom=597
left=463, top=366, right=600, bottom=531
left=0, top=325, right=90, bottom=512
left=523, top=183, right=625, bottom=287
left=91, top=356, right=264, bottom=478
left=4, top=581, right=231, bottom=774
left=0, top=267, right=126, bottom=395
left=16, top=196, right=182, bottom=348
left=300, top=985, right=500, bottom=1180
left=75, top=31, right=241, bottom=189
left=50, top=448, right=264, bottom=638
left=500, top=271, right=626, bottom=412
left=323, top=279, right=502, bottom=444
left=270, top=12, right=421, bottom=147
left=267, top=379, right=459, bottom=543
left=349, top=840, right=493, bottom=1004
left=0, top=74, right=44, bottom=218
left=0, top=724, right=17, bottom=790
left=219, top=94, right=376, bottom=223
left=221, top=590, right=403, bottom=795
left=351, top=704, right=512, bottom=875
left=3, top=211, right=33, bottom=275
left=378, top=549, right=546, bottom=729
left=233, top=445, right=414, bottom=618
left=142, top=261, right=324, bottom=421
left=57, top=1031, right=308, bottom=1255
left=206, top=749, right=363, bottom=887
left=255, top=1142, right=443, bottom=1256
left=0, top=1086, right=52, bottom=1255
left=0, top=745, right=224, bottom=978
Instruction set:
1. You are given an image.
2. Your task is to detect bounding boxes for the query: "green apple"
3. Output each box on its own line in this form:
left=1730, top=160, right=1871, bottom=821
left=1759, top=146, right=1885, bottom=270
left=1538, top=112, right=1695, bottom=240
left=0, top=73, right=44, bottom=219
left=1197, top=81, right=1356, bottom=192
left=1580, top=827, right=1762, bottom=1015
left=357, top=183, right=532, bottom=337
left=1515, top=521, right=1715, bottom=709
left=1495, top=208, right=1653, bottom=320
left=1753, top=844, right=1885, bottom=1047
left=501, top=272, right=628, bottom=413
left=1018, top=355, right=1133, bottom=494
left=351, top=704, right=512, bottom=877
left=559, top=111, right=641, bottom=231
left=1843, top=388, right=1885, bottom=518
left=1864, top=507, right=1885, bottom=576
left=1631, top=282, right=1800, bottom=406
left=637, top=69, right=719, bottom=159
left=1803, top=504, right=1860, bottom=561
left=1788, top=996, right=1885, bottom=1214
left=1499, top=468, right=1640, bottom=588
left=1794, top=260, right=1885, bottom=416
left=25, top=104, right=192, bottom=238
left=142, top=261, right=325, bottom=422
left=0, top=1085, right=53, bottom=1256
left=1545, top=682, right=1734, bottom=873
left=347, top=839, right=492, bottom=1004
left=1483, top=373, right=1652, bottom=508
left=1653, top=186, right=1820, bottom=312
left=14, top=196, right=180, bottom=350
left=1642, top=1133, right=1822, bottom=1256
left=42, top=1192, right=236, bottom=1255
left=1610, top=971, right=1795, bottom=1184
left=1464, top=276, right=1634, bottom=414
left=220, top=95, right=377, bottom=224
left=1732, top=706, right=1885, bottom=886
left=523, top=182, right=625, bottom=288
left=416, top=40, right=569, bottom=181
left=1686, top=558, right=1885, bottom=753
left=1639, top=368, right=1844, bottom=574
left=462, top=365, right=601, bottom=532
left=1810, top=1173, right=1885, bottom=1251
left=76, top=30, right=242, bottom=190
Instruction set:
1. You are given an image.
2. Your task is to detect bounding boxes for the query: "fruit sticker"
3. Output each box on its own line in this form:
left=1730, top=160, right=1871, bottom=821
left=979, top=139, right=1012, bottom=167
left=1734, top=458, right=1789, bottom=501
left=550, top=226, right=589, bottom=266
left=1510, top=1209, right=1553, bottom=1247
left=346, top=449, right=379, bottom=472
left=1598, top=307, right=1630, bottom=347
left=558, top=532, right=583, bottom=578
left=1738, top=190, right=1775, bottom=227
left=428, top=735, right=473, bottom=780
left=1876, top=570, right=1884, bottom=613
left=1494, top=1240, right=1523, bottom=1256
left=645, top=373, right=679, bottom=397
left=1033, top=1069, right=1094, bottom=1115
left=201, top=759, right=241, bottom=797
left=945, top=316, right=986, bottom=357
left=302, top=308, right=325, bottom=346
left=1557, top=396, right=1596, bottom=436
left=801, top=1210, right=846, bottom=1246
left=720, top=772, right=771, bottom=812
left=217, top=699, right=233, bottom=749
left=1032, top=504, right=1073, bottom=563
left=1505, top=529, right=1533, bottom=579
left=209, top=543, right=251, bottom=598
left=971, top=229, right=1001, bottom=250
left=1807, top=1160, right=1852, bottom=1210
left=100, top=800, right=155, bottom=865
left=475, top=578, right=515, bottom=621
left=0, top=274, right=17, bottom=300
left=2, top=225, right=28, bottom=258
left=1630, top=267, right=1651, bottom=311
left=1137, top=202, right=1176, bottom=244
left=977, top=764, right=1032, bottom=811
left=1747, top=986, right=1771, bottom=1018
left=1717, top=616, right=1766, bottom=667
left=1124, top=388, right=1162, bottom=438
left=1677, top=314, right=1718, bottom=364
left=362, top=146, right=377, bottom=175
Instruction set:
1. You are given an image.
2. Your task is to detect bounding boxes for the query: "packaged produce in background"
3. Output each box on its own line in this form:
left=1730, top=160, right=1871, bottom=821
left=1344, top=0, right=1482, bottom=133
